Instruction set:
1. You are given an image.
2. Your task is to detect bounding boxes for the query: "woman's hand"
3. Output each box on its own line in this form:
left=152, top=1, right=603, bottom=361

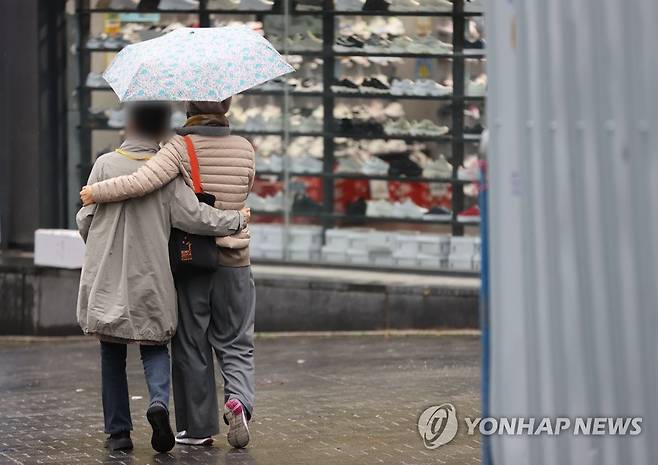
left=240, top=207, right=251, bottom=225
left=80, top=186, right=95, bottom=206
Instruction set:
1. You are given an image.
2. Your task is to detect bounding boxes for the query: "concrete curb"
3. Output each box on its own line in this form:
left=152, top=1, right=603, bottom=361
left=0, top=257, right=480, bottom=335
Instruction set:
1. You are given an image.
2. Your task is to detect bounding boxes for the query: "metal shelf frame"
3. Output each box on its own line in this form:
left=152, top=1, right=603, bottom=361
left=75, top=0, right=484, bottom=267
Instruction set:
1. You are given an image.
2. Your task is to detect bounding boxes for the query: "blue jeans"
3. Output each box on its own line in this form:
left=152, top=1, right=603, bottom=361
left=100, top=341, right=170, bottom=434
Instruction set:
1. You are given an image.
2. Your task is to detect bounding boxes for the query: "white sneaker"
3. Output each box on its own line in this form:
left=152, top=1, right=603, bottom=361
left=384, top=119, right=412, bottom=136
left=238, top=0, right=274, bottom=10
left=422, top=0, right=453, bottom=11
left=170, top=110, right=186, bottom=129
left=361, top=156, right=389, bottom=175
left=159, top=0, right=199, bottom=9
left=86, top=72, right=108, bottom=88
left=457, top=155, right=480, bottom=181
left=413, top=79, right=452, bottom=97
left=336, top=156, right=364, bottom=173
left=391, top=199, right=428, bottom=218
left=383, top=102, right=405, bottom=119
left=334, top=0, right=364, bottom=8
left=423, top=154, right=452, bottom=179
left=208, top=0, right=240, bottom=8
left=290, top=155, right=323, bottom=173
left=247, top=193, right=267, bottom=210
left=407, top=36, right=453, bottom=55
left=466, top=79, right=486, bottom=97
left=464, top=0, right=484, bottom=12
left=367, top=199, right=394, bottom=217
left=106, top=108, right=126, bottom=128
left=109, top=0, right=138, bottom=9
left=390, top=79, right=415, bottom=96
left=410, top=119, right=449, bottom=137
left=390, top=0, right=420, bottom=11
left=389, top=36, right=414, bottom=54
left=175, top=431, right=213, bottom=446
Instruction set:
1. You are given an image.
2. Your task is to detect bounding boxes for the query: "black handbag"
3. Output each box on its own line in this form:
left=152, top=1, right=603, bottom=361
left=168, top=135, right=219, bottom=274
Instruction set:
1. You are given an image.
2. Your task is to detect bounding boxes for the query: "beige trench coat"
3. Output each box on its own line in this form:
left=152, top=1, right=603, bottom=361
left=76, top=138, right=243, bottom=344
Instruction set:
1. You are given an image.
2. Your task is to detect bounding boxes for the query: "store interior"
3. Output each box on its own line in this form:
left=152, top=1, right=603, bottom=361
left=76, top=0, right=485, bottom=273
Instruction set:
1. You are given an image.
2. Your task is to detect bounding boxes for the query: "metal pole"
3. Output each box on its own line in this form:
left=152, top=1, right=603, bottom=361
left=451, top=0, right=465, bottom=236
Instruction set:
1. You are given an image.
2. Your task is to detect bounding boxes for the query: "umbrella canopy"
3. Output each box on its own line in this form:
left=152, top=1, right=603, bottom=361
left=103, top=26, right=294, bottom=102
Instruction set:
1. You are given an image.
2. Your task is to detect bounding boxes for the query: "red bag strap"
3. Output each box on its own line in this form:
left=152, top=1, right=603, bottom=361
left=183, top=135, right=203, bottom=193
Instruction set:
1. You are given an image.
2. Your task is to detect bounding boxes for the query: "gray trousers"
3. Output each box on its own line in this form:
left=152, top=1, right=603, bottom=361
left=172, top=265, right=255, bottom=438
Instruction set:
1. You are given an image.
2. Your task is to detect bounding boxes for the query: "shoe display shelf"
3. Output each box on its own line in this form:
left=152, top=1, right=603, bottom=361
left=75, top=0, right=484, bottom=273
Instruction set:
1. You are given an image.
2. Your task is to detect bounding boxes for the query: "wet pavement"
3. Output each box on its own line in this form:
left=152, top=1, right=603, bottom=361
left=0, top=333, right=480, bottom=465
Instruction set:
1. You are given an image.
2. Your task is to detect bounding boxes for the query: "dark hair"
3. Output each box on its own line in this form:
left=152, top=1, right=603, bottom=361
left=128, top=102, right=171, bottom=138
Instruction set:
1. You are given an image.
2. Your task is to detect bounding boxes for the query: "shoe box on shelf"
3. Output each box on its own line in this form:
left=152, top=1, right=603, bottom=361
left=320, top=228, right=454, bottom=269
left=250, top=224, right=322, bottom=261
left=288, top=225, right=323, bottom=261
left=448, top=236, right=481, bottom=272
left=321, top=228, right=393, bottom=265
left=34, top=229, right=86, bottom=269
left=393, top=231, right=451, bottom=269
left=249, top=224, right=284, bottom=260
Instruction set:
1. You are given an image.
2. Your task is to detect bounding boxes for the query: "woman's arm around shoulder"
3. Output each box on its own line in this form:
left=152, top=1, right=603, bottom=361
left=81, top=136, right=189, bottom=205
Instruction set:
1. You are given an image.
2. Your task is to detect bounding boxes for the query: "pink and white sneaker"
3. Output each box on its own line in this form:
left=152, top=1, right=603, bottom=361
left=224, top=399, right=250, bottom=448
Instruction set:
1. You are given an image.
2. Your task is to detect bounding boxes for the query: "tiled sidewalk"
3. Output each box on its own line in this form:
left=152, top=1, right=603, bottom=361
left=0, top=334, right=480, bottom=465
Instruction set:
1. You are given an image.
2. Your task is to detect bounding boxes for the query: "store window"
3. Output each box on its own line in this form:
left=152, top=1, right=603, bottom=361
left=76, top=0, right=485, bottom=273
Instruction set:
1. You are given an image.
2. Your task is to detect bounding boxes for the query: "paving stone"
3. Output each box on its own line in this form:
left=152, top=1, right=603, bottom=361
left=0, top=334, right=480, bottom=465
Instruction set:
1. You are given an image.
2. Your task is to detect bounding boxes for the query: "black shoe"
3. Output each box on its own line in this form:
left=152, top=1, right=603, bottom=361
left=335, top=35, right=364, bottom=51
left=138, top=0, right=160, bottom=10
left=105, top=431, right=133, bottom=451
left=360, top=77, right=390, bottom=94
left=146, top=403, right=175, bottom=453
left=363, top=0, right=389, bottom=11
left=464, top=38, right=486, bottom=54
left=464, top=123, right=485, bottom=135
left=331, top=78, right=360, bottom=93
left=292, top=195, right=323, bottom=214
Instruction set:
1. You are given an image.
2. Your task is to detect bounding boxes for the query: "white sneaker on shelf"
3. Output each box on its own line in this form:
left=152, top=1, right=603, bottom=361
left=238, top=0, right=274, bottom=10
left=158, top=0, right=199, bottom=9
left=86, top=72, right=108, bottom=88
left=466, top=79, right=486, bottom=97
left=366, top=200, right=394, bottom=218
left=383, top=102, right=405, bottom=119
left=423, top=0, right=453, bottom=11
left=410, top=120, right=449, bottom=137
left=109, top=0, right=138, bottom=9
left=170, top=110, right=186, bottom=128
left=334, top=0, right=365, bottom=10
left=361, top=156, right=389, bottom=176
left=246, top=193, right=267, bottom=210
left=408, top=36, right=453, bottom=55
left=389, top=36, right=414, bottom=54
left=208, top=0, right=240, bottom=8
left=290, top=155, right=323, bottom=173
left=390, top=79, right=415, bottom=96
left=389, top=0, right=420, bottom=11
left=106, top=108, right=126, bottom=128
left=269, top=155, right=283, bottom=172
left=336, top=156, right=364, bottom=174
left=391, top=199, right=428, bottom=218
left=457, top=155, right=481, bottom=181
left=464, top=0, right=484, bottom=12
left=423, top=154, right=452, bottom=179
left=384, top=119, right=412, bottom=136
left=413, top=79, right=452, bottom=97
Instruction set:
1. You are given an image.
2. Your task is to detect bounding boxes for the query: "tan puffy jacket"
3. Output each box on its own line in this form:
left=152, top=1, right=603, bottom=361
left=90, top=132, right=255, bottom=267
